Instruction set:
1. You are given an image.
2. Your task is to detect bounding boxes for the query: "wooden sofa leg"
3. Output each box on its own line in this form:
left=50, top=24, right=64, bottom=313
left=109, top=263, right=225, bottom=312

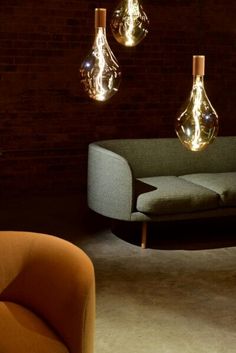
left=141, top=222, right=147, bottom=249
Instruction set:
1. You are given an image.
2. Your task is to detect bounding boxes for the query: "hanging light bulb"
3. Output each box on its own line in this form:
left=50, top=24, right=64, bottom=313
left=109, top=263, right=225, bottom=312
left=175, top=55, right=219, bottom=152
left=80, top=8, right=121, bottom=102
left=110, top=0, right=149, bottom=47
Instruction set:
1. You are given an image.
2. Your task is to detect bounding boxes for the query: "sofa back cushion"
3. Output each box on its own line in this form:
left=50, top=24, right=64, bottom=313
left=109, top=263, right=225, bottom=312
left=97, top=137, right=236, bottom=177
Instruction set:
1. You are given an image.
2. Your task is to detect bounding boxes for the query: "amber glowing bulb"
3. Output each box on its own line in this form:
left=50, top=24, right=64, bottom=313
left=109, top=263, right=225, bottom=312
left=110, top=0, right=149, bottom=47
left=80, top=8, right=122, bottom=102
left=175, top=55, right=219, bottom=152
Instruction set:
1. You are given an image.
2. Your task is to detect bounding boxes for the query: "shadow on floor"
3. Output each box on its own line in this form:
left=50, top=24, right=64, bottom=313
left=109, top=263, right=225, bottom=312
left=1, top=194, right=236, bottom=251
left=111, top=217, right=236, bottom=250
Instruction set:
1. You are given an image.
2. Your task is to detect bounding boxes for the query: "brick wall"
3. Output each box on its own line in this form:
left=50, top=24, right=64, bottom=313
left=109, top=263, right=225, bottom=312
left=0, top=0, right=235, bottom=196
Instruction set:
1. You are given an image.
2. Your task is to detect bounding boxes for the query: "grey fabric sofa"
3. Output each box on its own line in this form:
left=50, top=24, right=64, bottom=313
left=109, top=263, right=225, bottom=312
left=88, top=136, right=236, bottom=248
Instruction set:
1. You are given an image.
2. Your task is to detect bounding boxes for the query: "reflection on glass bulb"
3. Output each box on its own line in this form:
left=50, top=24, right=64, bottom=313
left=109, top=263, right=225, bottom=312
left=80, top=8, right=121, bottom=102
left=110, top=0, right=149, bottom=47
left=175, top=55, right=219, bottom=152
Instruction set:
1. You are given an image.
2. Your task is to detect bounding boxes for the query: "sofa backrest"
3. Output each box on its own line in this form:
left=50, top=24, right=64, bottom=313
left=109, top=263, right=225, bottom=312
left=96, top=136, right=236, bottom=177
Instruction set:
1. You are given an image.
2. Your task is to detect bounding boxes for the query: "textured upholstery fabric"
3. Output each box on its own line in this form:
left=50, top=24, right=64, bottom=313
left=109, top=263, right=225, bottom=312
left=88, top=145, right=133, bottom=220
left=97, top=136, right=236, bottom=177
left=0, top=231, right=95, bottom=353
left=136, top=176, right=219, bottom=215
left=180, top=172, right=236, bottom=207
left=88, top=137, right=236, bottom=222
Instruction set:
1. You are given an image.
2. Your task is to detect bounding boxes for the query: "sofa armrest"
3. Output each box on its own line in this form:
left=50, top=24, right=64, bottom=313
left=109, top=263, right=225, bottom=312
left=88, top=143, right=134, bottom=221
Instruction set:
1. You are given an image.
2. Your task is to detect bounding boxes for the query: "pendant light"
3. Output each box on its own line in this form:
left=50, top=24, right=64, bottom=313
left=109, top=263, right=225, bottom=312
left=80, top=8, right=122, bottom=102
left=175, top=55, right=219, bottom=152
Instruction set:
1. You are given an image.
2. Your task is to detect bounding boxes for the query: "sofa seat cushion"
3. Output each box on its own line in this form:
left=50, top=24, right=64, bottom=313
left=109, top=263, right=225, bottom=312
left=180, top=172, right=236, bottom=207
left=0, top=301, right=69, bottom=353
left=136, top=176, right=219, bottom=215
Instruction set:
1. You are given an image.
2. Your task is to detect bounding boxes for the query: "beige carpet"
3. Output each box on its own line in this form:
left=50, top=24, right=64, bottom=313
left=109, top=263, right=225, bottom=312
left=80, top=229, right=236, bottom=353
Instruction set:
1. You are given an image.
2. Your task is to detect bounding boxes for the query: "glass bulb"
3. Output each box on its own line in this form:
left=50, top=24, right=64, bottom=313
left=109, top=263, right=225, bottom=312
left=80, top=8, right=121, bottom=102
left=110, top=0, right=149, bottom=47
left=175, top=55, right=219, bottom=152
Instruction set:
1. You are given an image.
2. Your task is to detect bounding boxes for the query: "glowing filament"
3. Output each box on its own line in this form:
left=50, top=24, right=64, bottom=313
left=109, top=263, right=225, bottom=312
left=92, top=28, right=120, bottom=101
left=94, top=28, right=107, bottom=101
left=191, top=76, right=203, bottom=149
left=125, top=0, right=140, bottom=46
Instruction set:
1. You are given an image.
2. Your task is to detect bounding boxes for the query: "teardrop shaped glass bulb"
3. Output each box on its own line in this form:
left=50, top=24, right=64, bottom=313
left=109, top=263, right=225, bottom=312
left=80, top=8, right=121, bottom=102
left=175, top=55, right=219, bottom=152
left=110, top=0, right=149, bottom=47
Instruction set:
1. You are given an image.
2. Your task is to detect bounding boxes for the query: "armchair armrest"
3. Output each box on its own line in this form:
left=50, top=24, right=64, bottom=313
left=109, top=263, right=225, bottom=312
left=0, top=231, right=95, bottom=353
left=88, top=143, right=134, bottom=221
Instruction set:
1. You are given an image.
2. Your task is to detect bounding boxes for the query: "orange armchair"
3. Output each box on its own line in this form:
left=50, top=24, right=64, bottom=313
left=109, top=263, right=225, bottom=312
left=0, top=231, right=95, bottom=353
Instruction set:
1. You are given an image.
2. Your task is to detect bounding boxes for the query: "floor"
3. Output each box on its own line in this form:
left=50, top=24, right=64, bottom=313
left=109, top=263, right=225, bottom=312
left=1, top=194, right=236, bottom=353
